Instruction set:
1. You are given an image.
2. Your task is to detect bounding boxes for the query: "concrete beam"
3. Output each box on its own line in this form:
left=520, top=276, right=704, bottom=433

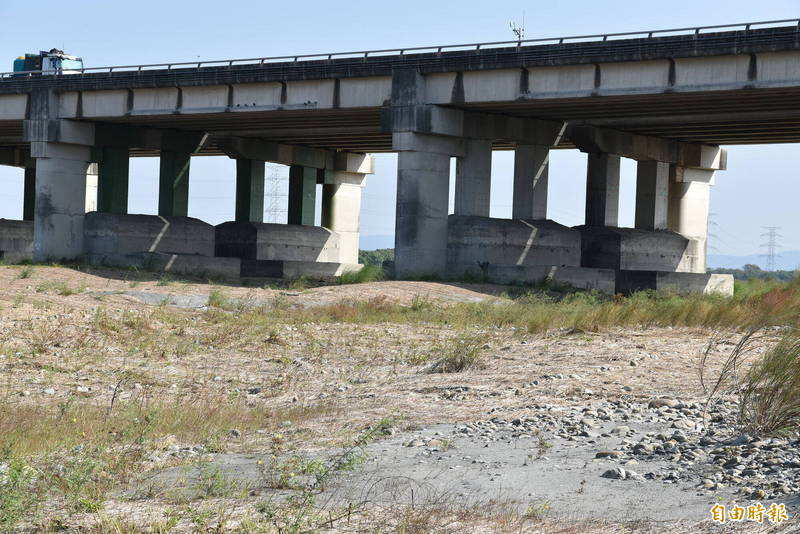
left=585, top=153, right=620, bottom=227
left=454, top=138, right=492, bottom=217
left=217, top=136, right=336, bottom=169
left=512, top=145, right=549, bottom=220
left=24, top=119, right=95, bottom=146
left=383, top=104, right=565, bottom=146
left=93, top=124, right=205, bottom=152
left=569, top=125, right=726, bottom=170
left=235, top=159, right=265, bottom=223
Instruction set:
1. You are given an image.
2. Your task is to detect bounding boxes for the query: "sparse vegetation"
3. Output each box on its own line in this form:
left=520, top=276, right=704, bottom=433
left=15, top=265, right=33, bottom=280
left=428, top=334, right=485, bottom=373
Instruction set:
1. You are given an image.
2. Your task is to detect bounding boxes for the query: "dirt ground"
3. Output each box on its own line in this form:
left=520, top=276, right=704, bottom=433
left=0, top=265, right=786, bottom=533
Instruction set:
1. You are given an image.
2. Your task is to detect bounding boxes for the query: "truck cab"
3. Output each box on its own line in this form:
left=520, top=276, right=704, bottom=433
left=13, top=49, right=83, bottom=75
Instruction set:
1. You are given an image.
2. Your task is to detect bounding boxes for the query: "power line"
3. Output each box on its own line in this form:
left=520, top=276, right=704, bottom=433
left=760, top=226, right=782, bottom=271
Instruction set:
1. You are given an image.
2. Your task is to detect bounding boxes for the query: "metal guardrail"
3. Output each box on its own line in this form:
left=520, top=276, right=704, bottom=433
left=1, top=18, right=798, bottom=80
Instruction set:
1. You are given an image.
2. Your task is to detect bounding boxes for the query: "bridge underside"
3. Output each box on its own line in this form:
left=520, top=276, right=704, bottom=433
left=4, top=86, right=800, bottom=155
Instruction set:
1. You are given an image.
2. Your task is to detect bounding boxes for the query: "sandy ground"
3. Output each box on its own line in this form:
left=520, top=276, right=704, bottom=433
left=0, top=265, right=788, bottom=532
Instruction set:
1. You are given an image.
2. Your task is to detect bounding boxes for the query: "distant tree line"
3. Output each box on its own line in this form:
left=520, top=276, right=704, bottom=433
left=709, top=264, right=797, bottom=281
left=359, top=248, right=394, bottom=267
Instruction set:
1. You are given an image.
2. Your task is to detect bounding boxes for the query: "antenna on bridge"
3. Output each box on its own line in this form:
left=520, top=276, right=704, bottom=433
left=510, top=11, right=525, bottom=42
left=760, top=226, right=782, bottom=271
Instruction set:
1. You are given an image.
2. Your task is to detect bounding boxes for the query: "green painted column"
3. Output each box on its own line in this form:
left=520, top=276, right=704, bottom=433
left=159, top=151, right=191, bottom=217
left=235, top=159, right=265, bottom=223
left=96, top=147, right=130, bottom=214
left=288, top=165, right=317, bottom=226
left=23, top=166, right=36, bottom=221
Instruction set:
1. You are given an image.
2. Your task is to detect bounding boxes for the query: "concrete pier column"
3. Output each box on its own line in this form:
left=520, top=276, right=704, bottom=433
left=669, top=166, right=714, bottom=273
left=85, top=163, right=98, bottom=212
left=32, top=144, right=92, bottom=261
left=634, top=160, right=669, bottom=231
left=235, top=159, right=265, bottom=223
left=288, top=166, right=317, bottom=226
left=585, top=153, right=621, bottom=227
left=395, top=147, right=452, bottom=278
left=158, top=151, right=191, bottom=217
left=321, top=172, right=368, bottom=264
left=512, top=145, right=549, bottom=220
left=96, top=147, right=130, bottom=214
left=23, top=166, right=36, bottom=221
left=454, top=139, right=492, bottom=217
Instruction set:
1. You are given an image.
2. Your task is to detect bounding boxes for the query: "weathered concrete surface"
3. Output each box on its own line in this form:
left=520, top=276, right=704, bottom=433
left=84, top=212, right=215, bottom=260
left=454, top=139, right=492, bottom=217
left=512, top=145, right=549, bottom=220
left=616, top=271, right=734, bottom=296
left=215, top=222, right=343, bottom=263
left=321, top=171, right=366, bottom=265
left=0, top=219, right=33, bottom=262
left=577, top=226, right=691, bottom=272
left=447, top=216, right=581, bottom=278
left=487, top=264, right=616, bottom=294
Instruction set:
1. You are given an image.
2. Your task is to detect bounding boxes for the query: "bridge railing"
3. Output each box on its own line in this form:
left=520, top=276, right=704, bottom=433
left=1, top=18, right=798, bottom=80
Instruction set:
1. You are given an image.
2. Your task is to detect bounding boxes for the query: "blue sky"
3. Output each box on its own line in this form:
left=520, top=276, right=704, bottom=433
left=0, top=0, right=798, bottom=260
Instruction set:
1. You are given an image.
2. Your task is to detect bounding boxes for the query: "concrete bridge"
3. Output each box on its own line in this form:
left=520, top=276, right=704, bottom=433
left=2, top=19, right=799, bottom=292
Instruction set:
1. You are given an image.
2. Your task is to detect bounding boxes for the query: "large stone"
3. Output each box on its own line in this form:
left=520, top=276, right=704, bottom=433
left=84, top=212, right=215, bottom=262
left=447, top=215, right=581, bottom=277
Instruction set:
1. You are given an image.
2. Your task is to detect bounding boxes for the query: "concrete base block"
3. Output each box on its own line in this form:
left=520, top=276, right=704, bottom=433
left=486, top=264, right=617, bottom=294
left=577, top=226, right=691, bottom=272
left=216, top=222, right=343, bottom=263
left=0, top=219, right=33, bottom=262
left=84, top=213, right=215, bottom=258
left=447, top=215, right=581, bottom=277
left=616, top=271, right=734, bottom=296
left=86, top=251, right=241, bottom=280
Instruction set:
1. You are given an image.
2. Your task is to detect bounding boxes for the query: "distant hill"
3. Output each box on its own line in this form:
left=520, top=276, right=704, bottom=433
left=708, top=251, right=800, bottom=271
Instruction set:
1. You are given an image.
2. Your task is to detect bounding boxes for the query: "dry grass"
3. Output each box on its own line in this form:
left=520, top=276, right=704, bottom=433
left=0, top=265, right=796, bottom=532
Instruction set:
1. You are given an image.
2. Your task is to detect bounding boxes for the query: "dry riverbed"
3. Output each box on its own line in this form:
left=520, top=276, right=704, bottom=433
left=0, top=265, right=792, bottom=532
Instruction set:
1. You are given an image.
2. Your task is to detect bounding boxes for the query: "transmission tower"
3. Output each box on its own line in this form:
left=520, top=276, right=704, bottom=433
left=265, top=164, right=287, bottom=223
left=760, top=226, right=782, bottom=271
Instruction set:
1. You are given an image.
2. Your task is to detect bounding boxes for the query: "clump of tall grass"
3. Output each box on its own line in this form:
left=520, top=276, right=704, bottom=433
left=427, top=334, right=485, bottom=373
left=738, top=330, right=800, bottom=436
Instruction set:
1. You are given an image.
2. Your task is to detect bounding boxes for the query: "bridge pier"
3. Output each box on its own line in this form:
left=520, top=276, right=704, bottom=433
left=288, top=165, right=318, bottom=226
left=454, top=139, right=492, bottom=217
left=669, top=167, right=715, bottom=273
left=635, top=161, right=670, bottom=231
left=31, top=143, right=93, bottom=261
left=22, top=166, right=35, bottom=221
left=585, top=153, right=621, bottom=227
left=321, top=170, right=367, bottom=264
left=158, top=150, right=192, bottom=217
left=512, top=145, right=550, bottom=220
left=235, top=159, right=265, bottom=223
left=96, top=147, right=130, bottom=215
left=394, top=133, right=459, bottom=278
